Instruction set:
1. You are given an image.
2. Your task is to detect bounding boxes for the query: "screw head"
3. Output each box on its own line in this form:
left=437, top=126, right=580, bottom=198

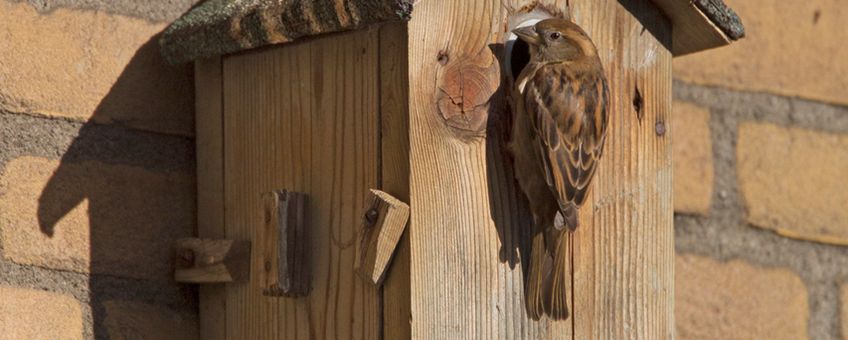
left=365, top=208, right=379, bottom=225
left=655, top=121, right=666, bottom=136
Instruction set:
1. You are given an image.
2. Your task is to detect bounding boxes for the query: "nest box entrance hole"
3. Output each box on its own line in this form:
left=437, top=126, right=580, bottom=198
left=509, top=38, right=531, bottom=79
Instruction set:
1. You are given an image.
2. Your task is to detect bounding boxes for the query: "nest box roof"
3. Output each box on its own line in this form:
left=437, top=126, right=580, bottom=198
left=653, top=0, right=744, bottom=55
left=160, top=0, right=742, bottom=64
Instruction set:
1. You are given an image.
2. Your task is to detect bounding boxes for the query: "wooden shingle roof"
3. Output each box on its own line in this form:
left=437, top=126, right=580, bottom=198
left=160, top=0, right=742, bottom=64
left=160, top=0, right=413, bottom=64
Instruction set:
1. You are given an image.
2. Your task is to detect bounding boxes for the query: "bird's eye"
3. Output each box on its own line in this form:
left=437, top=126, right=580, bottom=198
left=549, top=32, right=561, bottom=40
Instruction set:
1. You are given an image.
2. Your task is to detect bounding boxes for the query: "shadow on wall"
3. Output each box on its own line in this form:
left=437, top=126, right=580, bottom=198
left=34, top=31, right=199, bottom=338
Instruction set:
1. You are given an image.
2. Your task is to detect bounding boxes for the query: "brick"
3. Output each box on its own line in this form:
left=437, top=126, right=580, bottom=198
left=737, top=123, right=848, bottom=245
left=103, top=301, right=198, bottom=340
left=675, top=254, right=808, bottom=340
left=0, top=2, right=194, bottom=136
left=673, top=0, right=848, bottom=106
left=0, top=286, right=84, bottom=340
left=0, top=156, right=194, bottom=280
left=672, top=101, right=713, bottom=215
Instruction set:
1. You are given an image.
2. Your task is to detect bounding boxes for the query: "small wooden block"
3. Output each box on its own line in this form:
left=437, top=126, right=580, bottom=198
left=261, top=190, right=311, bottom=297
left=174, top=238, right=251, bottom=283
left=355, top=189, right=410, bottom=286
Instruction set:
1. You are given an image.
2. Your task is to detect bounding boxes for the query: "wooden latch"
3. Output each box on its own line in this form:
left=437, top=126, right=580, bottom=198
left=261, top=189, right=311, bottom=297
left=174, top=238, right=251, bottom=283
left=355, top=189, right=410, bottom=286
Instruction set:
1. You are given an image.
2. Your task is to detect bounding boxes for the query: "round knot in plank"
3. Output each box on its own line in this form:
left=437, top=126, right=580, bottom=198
left=435, top=52, right=500, bottom=138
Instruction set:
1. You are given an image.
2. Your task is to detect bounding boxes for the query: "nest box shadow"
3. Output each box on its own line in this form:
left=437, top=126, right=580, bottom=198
left=35, top=30, right=196, bottom=338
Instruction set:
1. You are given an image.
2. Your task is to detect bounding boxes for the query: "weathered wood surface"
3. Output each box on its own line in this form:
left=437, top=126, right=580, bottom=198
left=691, top=0, right=745, bottom=39
left=378, top=21, right=413, bottom=340
left=355, top=189, right=410, bottom=286
left=195, top=56, right=227, bottom=340
left=223, top=27, right=381, bottom=339
left=649, top=0, right=739, bottom=55
left=261, top=190, right=310, bottom=297
left=406, top=0, right=672, bottom=339
left=175, top=238, right=251, bottom=283
left=160, top=0, right=414, bottom=64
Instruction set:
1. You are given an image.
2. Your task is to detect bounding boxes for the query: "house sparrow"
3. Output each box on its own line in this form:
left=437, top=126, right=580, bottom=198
left=509, top=18, right=609, bottom=320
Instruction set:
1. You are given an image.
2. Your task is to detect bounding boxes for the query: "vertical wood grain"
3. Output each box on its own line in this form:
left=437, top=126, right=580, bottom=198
left=209, top=0, right=672, bottom=337
left=568, top=1, right=673, bottom=338
left=407, top=0, right=673, bottom=339
left=379, top=21, right=413, bottom=340
left=407, top=1, right=559, bottom=338
left=195, top=56, right=227, bottom=340
left=223, top=28, right=381, bottom=339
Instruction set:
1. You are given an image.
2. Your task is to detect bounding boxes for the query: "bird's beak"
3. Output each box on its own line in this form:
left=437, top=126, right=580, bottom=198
left=512, top=26, right=541, bottom=45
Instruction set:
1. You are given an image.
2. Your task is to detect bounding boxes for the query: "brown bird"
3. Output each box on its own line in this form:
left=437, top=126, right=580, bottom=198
left=508, top=18, right=609, bottom=320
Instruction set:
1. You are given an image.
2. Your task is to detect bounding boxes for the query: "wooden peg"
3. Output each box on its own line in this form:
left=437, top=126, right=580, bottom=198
left=355, top=189, right=410, bottom=286
left=174, top=238, right=251, bottom=283
left=261, top=190, right=310, bottom=297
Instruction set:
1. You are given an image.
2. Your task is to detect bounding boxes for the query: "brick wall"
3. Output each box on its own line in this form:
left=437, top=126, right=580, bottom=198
left=0, top=1, right=200, bottom=338
left=672, top=1, right=848, bottom=339
left=3, top=0, right=845, bottom=339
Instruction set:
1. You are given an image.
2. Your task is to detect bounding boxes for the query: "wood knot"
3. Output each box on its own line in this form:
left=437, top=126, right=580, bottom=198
left=435, top=53, right=500, bottom=138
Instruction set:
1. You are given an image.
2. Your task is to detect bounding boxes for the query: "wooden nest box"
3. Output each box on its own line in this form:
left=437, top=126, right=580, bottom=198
left=161, top=0, right=742, bottom=338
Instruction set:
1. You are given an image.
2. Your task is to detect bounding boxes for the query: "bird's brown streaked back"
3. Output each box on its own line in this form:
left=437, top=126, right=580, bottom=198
left=524, top=60, right=609, bottom=227
left=516, top=18, right=609, bottom=230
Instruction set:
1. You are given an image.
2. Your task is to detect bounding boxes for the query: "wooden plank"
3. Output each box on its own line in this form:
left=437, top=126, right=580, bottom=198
left=690, top=0, right=744, bottom=39
left=567, top=1, right=674, bottom=338
left=260, top=190, right=310, bottom=297
left=355, top=189, right=410, bottom=286
left=223, top=28, right=381, bottom=339
left=378, top=21, right=412, bottom=340
left=649, top=0, right=731, bottom=55
left=407, top=0, right=672, bottom=338
left=194, top=56, right=226, bottom=340
left=175, top=238, right=251, bottom=283
left=406, top=1, right=564, bottom=338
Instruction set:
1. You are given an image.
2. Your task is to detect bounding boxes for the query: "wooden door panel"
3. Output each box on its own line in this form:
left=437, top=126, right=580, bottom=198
left=222, top=28, right=381, bottom=340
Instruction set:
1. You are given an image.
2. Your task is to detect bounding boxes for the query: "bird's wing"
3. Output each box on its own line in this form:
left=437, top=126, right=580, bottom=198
left=523, top=63, right=609, bottom=217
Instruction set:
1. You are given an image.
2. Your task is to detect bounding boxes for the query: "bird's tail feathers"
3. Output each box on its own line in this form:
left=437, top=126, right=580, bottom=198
left=526, top=228, right=572, bottom=321
left=525, top=232, right=548, bottom=320
left=544, top=230, right=571, bottom=320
